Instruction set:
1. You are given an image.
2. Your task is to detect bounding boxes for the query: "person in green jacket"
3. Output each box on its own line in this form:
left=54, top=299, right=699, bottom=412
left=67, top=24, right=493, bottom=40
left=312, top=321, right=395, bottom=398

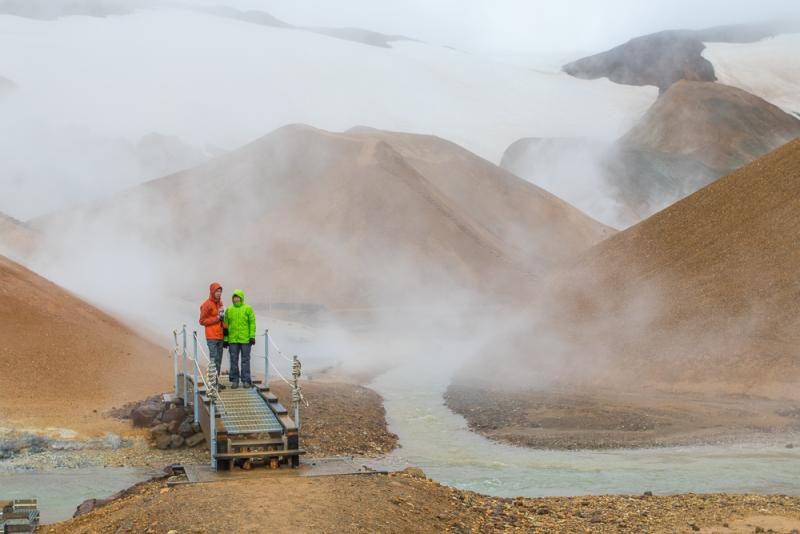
left=223, top=289, right=256, bottom=388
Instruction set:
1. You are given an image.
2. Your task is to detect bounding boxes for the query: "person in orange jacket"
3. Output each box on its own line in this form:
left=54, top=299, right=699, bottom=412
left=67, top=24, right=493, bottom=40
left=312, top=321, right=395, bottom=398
left=199, top=282, right=226, bottom=387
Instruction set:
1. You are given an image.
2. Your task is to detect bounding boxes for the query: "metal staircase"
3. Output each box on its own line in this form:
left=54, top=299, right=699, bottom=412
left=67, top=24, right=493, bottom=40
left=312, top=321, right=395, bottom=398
left=174, top=326, right=305, bottom=471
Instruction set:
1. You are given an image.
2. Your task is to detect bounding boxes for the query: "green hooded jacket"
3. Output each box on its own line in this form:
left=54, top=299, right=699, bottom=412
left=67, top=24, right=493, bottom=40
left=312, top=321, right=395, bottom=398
left=224, top=289, right=256, bottom=344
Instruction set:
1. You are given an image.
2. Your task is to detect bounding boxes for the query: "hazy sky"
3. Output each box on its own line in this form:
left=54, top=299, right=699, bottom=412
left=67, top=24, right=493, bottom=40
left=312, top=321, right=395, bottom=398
left=181, top=0, right=799, bottom=55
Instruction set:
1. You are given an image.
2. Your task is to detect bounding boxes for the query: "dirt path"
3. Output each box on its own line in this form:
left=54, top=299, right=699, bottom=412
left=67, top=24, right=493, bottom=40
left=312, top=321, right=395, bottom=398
left=41, top=470, right=800, bottom=533
left=445, top=385, right=800, bottom=449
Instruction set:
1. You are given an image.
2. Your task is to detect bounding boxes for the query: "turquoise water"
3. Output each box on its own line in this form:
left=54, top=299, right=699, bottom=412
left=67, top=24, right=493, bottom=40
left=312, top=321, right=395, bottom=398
left=0, top=467, right=160, bottom=523
left=370, top=364, right=800, bottom=497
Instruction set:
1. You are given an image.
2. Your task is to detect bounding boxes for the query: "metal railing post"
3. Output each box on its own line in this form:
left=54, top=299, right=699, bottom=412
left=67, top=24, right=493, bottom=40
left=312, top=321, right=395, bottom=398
left=193, top=331, right=200, bottom=424
left=172, top=330, right=179, bottom=397
left=182, top=325, right=188, bottom=406
left=209, top=401, right=217, bottom=469
left=292, top=355, right=301, bottom=430
left=264, top=328, right=269, bottom=388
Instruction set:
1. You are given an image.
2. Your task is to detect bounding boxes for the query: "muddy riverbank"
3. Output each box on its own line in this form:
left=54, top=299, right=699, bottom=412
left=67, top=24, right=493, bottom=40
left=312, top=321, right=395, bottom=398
left=444, top=384, right=800, bottom=450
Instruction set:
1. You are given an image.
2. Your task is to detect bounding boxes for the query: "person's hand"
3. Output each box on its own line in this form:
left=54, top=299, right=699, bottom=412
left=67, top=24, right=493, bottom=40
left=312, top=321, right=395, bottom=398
left=223, top=341, right=229, bottom=349
left=249, top=338, right=256, bottom=346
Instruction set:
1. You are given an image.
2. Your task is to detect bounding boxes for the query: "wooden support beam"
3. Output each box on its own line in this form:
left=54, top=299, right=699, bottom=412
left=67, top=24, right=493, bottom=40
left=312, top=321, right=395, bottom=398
left=259, top=391, right=278, bottom=402
left=268, top=402, right=288, bottom=416
left=214, top=449, right=306, bottom=460
left=228, top=438, right=284, bottom=448
left=277, top=414, right=297, bottom=432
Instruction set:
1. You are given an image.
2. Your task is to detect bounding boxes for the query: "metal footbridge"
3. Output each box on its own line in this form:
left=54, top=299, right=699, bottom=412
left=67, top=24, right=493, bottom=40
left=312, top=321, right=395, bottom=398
left=172, top=326, right=306, bottom=471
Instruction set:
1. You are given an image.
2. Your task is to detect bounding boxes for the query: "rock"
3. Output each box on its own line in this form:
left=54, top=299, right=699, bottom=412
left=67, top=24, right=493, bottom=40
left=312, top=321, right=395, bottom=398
left=74, top=498, right=101, bottom=517
left=150, top=424, right=169, bottom=438
left=191, top=422, right=201, bottom=434
left=162, top=406, right=189, bottom=425
left=169, top=435, right=185, bottom=449
left=400, top=467, right=426, bottom=479
left=186, top=433, right=205, bottom=448
left=73, top=493, right=121, bottom=517
left=105, top=433, right=123, bottom=450
left=643, top=490, right=653, bottom=497
left=535, top=506, right=550, bottom=515
left=786, top=443, right=795, bottom=449
left=590, top=512, right=602, bottom=524
left=178, top=420, right=195, bottom=438
left=155, top=434, right=172, bottom=450
left=167, top=420, right=181, bottom=434
left=131, top=403, right=162, bottom=427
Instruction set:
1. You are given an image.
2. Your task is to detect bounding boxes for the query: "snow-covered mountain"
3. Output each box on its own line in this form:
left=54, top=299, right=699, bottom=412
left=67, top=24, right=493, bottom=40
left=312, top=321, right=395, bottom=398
left=704, top=33, right=800, bottom=117
left=0, top=7, right=655, bottom=219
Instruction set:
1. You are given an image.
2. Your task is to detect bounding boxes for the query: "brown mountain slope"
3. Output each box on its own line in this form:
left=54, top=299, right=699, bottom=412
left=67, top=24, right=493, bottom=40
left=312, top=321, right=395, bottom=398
left=446, top=140, right=800, bottom=449
left=608, top=81, right=800, bottom=219
left=544, top=138, right=800, bottom=397
left=0, top=254, right=170, bottom=432
left=32, top=125, right=612, bottom=313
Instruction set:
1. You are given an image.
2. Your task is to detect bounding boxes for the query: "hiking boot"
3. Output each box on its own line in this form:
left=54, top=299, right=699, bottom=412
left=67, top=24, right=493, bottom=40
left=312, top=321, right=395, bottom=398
left=243, top=381, right=253, bottom=388
left=230, top=382, right=239, bottom=389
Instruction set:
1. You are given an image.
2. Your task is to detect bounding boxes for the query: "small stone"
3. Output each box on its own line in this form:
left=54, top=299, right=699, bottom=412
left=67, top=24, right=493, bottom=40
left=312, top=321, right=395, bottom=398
left=400, top=467, right=426, bottom=479
left=150, top=423, right=169, bottom=437
left=167, top=530, right=178, bottom=534
left=162, top=406, right=189, bottom=425
left=536, top=506, right=550, bottom=515
left=155, top=434, right=172, bottom=450
left=185, top=433, right=205, bottom=448
left=590, top=512, right=602, bottom=524
left=169, top=435, right=185, bottom=449
left=178, top=420, right=195, bottom=438
left=786, top=443, right=795, bottom=449
left=131, top=404, right=161, bottom=427
left=643, top=491, right=653, bottom=497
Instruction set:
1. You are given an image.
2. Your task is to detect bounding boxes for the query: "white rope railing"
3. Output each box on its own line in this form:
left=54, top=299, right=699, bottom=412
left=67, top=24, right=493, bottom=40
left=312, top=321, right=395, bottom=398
left=262, top=332, right=309, bottom=407
left=175, top=324, right=308, bottom=411
left=263, top=331, right=294, bottom=363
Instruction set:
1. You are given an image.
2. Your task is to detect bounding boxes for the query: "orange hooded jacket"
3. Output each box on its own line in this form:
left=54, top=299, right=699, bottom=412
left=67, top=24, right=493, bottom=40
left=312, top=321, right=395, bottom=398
left=199, top=282, right=225, bottom=340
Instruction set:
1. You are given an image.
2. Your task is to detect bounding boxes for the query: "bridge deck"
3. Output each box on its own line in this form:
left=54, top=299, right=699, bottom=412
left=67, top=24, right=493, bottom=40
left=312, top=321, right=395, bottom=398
left=214, top=377, right=283, bottom=435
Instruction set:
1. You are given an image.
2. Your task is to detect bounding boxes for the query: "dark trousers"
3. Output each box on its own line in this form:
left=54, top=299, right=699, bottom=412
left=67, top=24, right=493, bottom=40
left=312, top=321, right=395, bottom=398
left=207, top=339, right=224, bottom=375
left=229, top=343, right=252, bottom=384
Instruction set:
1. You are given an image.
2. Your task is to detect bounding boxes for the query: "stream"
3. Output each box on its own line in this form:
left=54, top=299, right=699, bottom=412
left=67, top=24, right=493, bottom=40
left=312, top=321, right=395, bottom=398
left=0, top=467, right=160, bottom=523
left=370, top=363, right=800, bottom=497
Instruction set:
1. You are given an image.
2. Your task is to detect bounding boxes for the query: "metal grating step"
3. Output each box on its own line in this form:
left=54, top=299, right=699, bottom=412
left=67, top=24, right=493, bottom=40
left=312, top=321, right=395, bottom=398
left=215, top=379, right=283, bottom=435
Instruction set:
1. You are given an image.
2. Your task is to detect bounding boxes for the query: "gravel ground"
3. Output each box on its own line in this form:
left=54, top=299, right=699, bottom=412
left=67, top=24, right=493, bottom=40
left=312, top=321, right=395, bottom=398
left=1, top=380, right=396, bottom=471
left=40, top=469, right=800, bottom=533
left=445, top=384, right=800, bottom=450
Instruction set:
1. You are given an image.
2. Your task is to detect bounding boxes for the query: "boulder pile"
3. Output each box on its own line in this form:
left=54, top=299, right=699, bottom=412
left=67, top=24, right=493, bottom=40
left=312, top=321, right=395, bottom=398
left=116, top=395, right=206, bottom=450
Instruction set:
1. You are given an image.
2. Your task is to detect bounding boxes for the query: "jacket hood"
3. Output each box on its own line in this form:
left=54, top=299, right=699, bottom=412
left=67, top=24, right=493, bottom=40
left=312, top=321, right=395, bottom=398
left=209, top=282, right=222, bottom=301
left=232, top=289, right=245, bottom=306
